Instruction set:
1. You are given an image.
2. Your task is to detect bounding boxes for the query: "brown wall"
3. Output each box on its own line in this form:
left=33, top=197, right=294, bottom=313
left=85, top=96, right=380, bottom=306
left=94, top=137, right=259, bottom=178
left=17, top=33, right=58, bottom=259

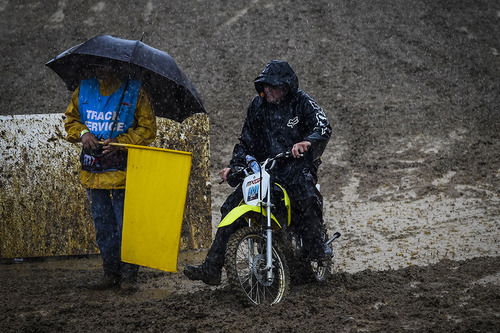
left=0, top=114, right=211, bottom=258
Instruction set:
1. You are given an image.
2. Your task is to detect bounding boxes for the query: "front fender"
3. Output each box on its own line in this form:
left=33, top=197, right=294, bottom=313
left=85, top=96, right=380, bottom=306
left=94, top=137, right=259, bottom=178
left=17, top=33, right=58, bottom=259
left=217, top=205, right=282, bottom=228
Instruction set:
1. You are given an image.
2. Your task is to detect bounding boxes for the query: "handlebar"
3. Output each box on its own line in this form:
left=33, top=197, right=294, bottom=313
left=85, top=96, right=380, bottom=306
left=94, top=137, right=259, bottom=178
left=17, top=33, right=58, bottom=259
left=265, top=151, right=292, bottom=171
left=221, top=150, right=295, bottom=186
left=271, top=151, right=293, bottom=161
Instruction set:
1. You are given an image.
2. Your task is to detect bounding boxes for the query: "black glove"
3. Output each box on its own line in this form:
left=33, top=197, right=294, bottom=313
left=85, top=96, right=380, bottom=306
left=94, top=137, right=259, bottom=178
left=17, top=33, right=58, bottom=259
left=227, top=165, right=246, bottom=187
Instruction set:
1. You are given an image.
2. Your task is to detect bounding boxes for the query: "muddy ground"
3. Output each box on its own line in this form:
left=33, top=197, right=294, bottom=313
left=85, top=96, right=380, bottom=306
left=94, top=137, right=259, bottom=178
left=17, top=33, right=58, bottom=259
left=0, top=255, right=499, bottom=332
left=1, top=0, right=500, bottom=331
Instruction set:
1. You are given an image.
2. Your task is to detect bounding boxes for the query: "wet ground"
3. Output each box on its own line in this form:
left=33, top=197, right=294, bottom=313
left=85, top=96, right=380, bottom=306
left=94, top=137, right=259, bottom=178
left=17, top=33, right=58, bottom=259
left=1, top=255, right=499, bottom=332
left=1, top=0, right=500, bottom=331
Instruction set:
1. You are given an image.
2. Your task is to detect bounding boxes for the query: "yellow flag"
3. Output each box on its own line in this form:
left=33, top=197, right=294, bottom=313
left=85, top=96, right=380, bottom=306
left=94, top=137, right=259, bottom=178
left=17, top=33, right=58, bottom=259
left=121, top=144, right=192, bottom=272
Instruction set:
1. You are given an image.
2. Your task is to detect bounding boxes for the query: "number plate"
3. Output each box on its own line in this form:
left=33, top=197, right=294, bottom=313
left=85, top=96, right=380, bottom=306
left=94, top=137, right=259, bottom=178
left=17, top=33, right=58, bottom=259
left=242, top=169, right=270, bottom=206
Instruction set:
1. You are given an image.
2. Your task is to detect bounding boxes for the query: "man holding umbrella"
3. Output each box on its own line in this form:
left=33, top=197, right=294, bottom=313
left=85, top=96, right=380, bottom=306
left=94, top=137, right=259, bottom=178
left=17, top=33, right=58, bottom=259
left=48, top=35, right=206, bottom=290
left=64, top=62, right=156, bottom=290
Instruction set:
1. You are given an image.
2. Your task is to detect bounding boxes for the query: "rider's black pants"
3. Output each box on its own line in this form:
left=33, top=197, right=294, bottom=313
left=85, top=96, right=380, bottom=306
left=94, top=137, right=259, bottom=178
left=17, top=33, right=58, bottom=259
left=205, top=186, right=244, bottom=269
left=292, top=195, right=327, bottom=258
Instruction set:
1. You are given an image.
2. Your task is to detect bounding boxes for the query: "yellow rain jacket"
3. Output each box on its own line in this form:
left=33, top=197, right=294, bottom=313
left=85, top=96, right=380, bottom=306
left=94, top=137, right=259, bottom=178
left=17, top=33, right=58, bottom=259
left=64, top=78, right=157, bottom=189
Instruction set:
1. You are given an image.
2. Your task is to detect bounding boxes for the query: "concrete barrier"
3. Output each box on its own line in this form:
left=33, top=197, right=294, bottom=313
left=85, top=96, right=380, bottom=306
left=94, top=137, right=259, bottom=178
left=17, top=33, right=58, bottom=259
left=0, top=113, right=212, bottom=258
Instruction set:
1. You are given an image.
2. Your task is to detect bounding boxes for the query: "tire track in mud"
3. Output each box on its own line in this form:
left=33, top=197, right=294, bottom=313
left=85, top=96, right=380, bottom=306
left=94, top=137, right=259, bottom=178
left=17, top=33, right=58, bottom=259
left=321, top=94, right=500, bottom=275
left=1, top=256, right=498, bottom=332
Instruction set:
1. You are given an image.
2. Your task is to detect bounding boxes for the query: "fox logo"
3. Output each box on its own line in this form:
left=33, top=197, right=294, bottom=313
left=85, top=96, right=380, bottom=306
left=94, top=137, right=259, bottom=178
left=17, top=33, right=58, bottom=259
left=287, top=116, right=299, bottom=128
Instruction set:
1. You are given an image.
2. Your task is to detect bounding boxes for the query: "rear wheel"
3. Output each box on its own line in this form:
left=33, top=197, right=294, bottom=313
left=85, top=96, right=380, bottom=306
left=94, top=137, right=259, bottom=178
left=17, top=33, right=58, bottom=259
left=225, top=226, right=290, bottom=305
left=290, top=257, right=331, bottom=284
left=285, top=231, right=332, bottom=284
left=309, top=258, right=331, bottom=282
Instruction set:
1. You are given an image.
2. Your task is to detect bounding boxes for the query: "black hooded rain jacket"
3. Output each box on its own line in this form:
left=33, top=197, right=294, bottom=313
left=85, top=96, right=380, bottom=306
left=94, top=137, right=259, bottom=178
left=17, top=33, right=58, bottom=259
left=229, top=60, right=332, bottom=199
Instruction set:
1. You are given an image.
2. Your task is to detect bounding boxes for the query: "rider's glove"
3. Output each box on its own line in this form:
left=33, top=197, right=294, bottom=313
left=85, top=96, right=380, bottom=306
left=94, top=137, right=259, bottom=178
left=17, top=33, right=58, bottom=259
left=227, top=165, right=245, bottom=187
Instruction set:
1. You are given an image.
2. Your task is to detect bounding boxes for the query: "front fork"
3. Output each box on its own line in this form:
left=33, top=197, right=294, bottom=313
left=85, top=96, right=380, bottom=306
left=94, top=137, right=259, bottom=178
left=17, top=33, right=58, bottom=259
left=265, top=186, right=274, bottom=282
left=246, top=179, right=274, bottom=283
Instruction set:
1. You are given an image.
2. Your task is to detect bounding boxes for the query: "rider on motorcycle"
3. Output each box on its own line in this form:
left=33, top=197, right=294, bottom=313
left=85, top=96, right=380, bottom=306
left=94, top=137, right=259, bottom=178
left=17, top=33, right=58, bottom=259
left=184, top=60, right=332, bottom=285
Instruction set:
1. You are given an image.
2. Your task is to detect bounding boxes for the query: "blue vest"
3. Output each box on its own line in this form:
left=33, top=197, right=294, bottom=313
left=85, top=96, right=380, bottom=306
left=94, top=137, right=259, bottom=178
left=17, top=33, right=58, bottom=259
left=78, top=78, right=141, bottom=172
left=79, top=78, right=141, bottom=140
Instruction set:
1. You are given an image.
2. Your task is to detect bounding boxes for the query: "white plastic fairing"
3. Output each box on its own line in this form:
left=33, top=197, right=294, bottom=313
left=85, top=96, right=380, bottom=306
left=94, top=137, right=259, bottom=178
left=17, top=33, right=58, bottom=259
left=242, top=169, right=270, bottom=206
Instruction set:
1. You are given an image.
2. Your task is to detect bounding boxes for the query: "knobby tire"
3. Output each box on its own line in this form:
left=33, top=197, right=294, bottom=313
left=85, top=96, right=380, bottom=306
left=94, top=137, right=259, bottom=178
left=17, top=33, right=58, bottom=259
left=225, top=226, right=290, bottom=305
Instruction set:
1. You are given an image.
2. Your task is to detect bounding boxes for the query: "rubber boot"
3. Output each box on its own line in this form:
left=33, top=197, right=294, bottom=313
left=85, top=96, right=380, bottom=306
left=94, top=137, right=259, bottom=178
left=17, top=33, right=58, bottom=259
left=120, top=264, right=139, bottom=291
left=92, top=272, right=120, bottom=290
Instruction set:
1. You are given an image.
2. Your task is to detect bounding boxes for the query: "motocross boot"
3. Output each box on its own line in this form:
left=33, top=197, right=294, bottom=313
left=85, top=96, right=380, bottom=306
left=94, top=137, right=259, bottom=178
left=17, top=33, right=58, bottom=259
left=183, top=259, right=222, bottom=286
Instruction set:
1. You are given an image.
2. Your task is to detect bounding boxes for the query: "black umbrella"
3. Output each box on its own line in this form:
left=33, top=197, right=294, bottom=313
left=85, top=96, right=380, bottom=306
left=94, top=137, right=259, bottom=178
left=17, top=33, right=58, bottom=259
left=46, top=35, right=205, bottom=122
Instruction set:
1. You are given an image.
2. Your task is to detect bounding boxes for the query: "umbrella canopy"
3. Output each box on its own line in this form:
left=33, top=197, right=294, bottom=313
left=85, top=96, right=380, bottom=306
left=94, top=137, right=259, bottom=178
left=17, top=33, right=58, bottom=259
left=46, top=35, right=205, bottom=122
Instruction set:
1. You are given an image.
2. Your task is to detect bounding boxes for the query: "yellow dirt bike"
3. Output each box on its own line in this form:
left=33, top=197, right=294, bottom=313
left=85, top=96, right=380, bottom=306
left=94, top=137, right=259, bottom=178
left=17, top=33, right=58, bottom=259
left=220, top=151, right=341, bottom=305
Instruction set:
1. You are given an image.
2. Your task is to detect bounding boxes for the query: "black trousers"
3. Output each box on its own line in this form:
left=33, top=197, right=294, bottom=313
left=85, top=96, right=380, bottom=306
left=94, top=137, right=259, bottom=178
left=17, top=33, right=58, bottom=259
left=205, top=183, right=326, bottom=269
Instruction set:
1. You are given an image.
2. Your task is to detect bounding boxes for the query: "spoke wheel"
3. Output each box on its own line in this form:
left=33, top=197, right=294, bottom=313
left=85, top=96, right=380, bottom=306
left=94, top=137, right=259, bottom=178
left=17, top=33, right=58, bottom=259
left=285, top=231, right=332, bottom=284
left=310, top=259, right=331, bottom=282
left=225, top=226, right=290, bottom=305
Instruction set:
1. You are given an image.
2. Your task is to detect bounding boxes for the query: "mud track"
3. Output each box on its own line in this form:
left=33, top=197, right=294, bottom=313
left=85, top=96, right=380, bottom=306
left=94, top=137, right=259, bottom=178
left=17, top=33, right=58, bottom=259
left=1, top=0, right=500, bottom=331
left=1, top=255, right=499, bottom=332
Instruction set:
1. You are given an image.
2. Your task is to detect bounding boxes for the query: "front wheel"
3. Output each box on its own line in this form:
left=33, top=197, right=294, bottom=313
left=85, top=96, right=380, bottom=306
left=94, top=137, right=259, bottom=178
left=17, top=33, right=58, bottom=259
left=225, top=226, right=290, bottom=305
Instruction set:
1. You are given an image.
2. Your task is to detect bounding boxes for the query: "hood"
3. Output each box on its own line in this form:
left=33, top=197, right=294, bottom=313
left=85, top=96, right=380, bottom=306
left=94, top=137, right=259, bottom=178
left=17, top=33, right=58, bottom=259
left=254, top=60, right=299, bottom=96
